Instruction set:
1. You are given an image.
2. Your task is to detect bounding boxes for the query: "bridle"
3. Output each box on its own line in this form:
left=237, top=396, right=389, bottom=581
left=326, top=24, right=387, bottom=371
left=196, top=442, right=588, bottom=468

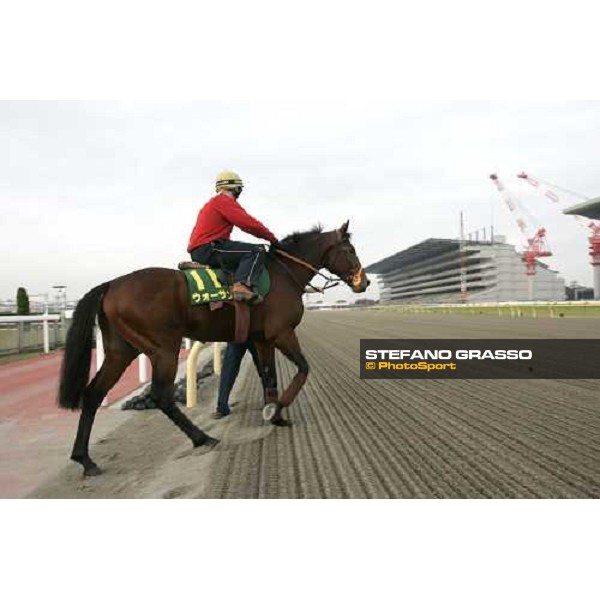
left=273, top=245, right=365, bottom=295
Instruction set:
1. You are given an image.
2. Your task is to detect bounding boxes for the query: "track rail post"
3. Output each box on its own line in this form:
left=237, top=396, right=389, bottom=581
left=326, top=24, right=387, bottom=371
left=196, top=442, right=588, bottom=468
left=186, top=341, right=204, bottom=408
left=95, top=326, right=104, bottom=370
left=214, top=342, right=222, bottom=375
left=138, top=355, right=149, bottom=383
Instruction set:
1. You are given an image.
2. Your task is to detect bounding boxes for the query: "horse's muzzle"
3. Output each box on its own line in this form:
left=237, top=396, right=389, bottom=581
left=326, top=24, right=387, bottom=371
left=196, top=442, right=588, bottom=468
left=351, top=268, right=370, bottom=293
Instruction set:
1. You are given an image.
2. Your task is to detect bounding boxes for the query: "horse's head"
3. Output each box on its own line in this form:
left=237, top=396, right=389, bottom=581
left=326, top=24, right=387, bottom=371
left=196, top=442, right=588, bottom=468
left=322, top=220, right=370, bottom=293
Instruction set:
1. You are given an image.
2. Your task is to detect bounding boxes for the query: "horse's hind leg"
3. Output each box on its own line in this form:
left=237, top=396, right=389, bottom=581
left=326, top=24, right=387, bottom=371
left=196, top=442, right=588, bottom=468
left=71, top=349, right=137, bottom=476
left=151, top=350, right=219, bottom=448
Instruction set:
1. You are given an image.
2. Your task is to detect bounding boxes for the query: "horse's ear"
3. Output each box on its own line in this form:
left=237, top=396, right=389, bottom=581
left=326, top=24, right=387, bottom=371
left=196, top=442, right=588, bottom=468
left=339, top=220, right=350, bottom=235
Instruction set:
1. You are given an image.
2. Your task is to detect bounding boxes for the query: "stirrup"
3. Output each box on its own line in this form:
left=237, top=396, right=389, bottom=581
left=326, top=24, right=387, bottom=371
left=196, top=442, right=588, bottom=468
left=232, top=284, right=257, bottom=303
left=250, top=293, right=264, bottom=306
left=233, top=291, right=258, bottom=304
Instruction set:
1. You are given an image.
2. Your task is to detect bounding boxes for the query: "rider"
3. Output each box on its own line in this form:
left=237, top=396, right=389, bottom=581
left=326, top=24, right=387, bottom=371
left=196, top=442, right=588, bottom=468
left=187, top=170, right=279, bottom=303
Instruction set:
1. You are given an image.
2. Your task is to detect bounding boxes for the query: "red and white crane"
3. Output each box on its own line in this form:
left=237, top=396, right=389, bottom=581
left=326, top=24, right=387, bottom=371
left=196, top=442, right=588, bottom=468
left=517, top=172, right=600, bottom=299
left=490, top=173, right=552, bottom=300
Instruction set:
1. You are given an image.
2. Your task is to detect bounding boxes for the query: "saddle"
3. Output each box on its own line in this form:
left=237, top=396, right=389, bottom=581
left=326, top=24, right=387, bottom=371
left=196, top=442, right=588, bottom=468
left=178, top=261, right=270, bottom=343
left=178, top=261, right=208, bottom=270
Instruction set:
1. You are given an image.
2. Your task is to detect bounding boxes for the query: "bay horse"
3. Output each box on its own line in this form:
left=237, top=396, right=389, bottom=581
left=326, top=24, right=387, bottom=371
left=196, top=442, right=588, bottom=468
left=58, top=221, right=370, bottom=476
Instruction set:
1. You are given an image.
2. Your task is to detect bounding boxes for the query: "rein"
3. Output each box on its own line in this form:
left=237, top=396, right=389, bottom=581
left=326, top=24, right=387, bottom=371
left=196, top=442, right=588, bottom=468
left=273, top=247, right=357, bottom=294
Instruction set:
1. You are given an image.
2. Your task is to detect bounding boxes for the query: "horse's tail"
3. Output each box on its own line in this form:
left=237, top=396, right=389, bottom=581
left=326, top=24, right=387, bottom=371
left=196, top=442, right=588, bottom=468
left=57, top=282, right=110, bottom=410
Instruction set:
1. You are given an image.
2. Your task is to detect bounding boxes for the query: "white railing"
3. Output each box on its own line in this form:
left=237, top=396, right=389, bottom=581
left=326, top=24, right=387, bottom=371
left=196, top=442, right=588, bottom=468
left=0, top=314, right=61, bottom=354
left=394, top=300, right=600, bottom=309
left=375, top=299, right=600, bottom=319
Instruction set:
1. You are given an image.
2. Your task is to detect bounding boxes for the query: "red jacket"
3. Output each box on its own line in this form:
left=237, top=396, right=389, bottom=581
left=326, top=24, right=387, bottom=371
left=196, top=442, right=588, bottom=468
left=187, top=193, right=278, bottom=252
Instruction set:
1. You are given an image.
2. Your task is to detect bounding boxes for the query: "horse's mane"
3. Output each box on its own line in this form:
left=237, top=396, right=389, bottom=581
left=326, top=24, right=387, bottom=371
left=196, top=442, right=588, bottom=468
left=279, top=224, right=351, bottom=249
left=280, top=224, right=325, bottom=247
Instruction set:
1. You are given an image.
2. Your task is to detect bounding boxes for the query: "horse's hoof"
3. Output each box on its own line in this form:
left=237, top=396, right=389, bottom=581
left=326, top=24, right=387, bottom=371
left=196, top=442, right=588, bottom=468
left=178, top=437, right=220, bottom=459
left=84, top=465, right=103, bottom=477
left=262, top=403, right=278, bottom=421
left=271, top=416, right=292, bottom=427
left=202, top=436, right=220, bottom=449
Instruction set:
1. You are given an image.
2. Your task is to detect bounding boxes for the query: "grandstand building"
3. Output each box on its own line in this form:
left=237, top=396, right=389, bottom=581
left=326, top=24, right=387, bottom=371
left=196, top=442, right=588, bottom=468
left=366, top=236, right=565, bottom=304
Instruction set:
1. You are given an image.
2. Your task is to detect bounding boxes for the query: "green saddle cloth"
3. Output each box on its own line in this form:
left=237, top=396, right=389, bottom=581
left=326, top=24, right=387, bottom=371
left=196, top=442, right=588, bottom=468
left=183, top=267, right=270, bottom=305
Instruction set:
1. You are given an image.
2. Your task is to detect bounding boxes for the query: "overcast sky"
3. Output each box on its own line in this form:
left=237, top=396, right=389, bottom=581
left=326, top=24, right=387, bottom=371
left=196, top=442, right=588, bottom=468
left=2, top=100, right=600, bottom=301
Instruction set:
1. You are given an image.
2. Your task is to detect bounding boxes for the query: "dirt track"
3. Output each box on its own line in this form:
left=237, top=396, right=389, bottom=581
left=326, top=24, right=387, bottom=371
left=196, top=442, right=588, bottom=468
left=30, top=311, right=600, bottom=498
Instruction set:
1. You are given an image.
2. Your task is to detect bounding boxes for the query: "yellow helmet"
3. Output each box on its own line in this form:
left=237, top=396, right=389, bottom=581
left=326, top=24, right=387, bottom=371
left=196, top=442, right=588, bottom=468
left=216, top=170, right=243, bottom=191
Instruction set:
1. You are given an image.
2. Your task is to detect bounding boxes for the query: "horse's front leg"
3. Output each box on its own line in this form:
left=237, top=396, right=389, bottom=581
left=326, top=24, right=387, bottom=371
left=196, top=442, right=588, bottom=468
left=252, top=341, right=278, bottom=406
left=266, top=329, right=309, bottom=427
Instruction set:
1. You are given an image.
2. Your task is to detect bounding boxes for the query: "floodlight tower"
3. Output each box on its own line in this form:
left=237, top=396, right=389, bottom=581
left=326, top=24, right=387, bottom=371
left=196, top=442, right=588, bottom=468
left=52, top=285, right=67, bottom=310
